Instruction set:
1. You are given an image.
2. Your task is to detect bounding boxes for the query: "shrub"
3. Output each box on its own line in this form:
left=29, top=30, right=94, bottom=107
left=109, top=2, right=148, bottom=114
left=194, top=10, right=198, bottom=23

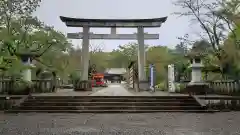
left=155, top=82, right=167, bottom=91
left=8, top=80, right=33, bottom=95
left=174, top=83, right=186, bottom=93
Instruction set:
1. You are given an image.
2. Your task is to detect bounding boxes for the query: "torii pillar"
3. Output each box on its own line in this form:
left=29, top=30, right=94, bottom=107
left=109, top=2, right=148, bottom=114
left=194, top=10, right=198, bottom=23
left=137, top=26, right=147, bottom=89
left=81, top=26, right=90, bottom=80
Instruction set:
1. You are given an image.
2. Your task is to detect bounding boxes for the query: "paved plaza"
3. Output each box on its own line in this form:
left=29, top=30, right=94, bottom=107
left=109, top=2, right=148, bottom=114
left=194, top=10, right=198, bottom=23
left=1, top=112, right=240, bottom=135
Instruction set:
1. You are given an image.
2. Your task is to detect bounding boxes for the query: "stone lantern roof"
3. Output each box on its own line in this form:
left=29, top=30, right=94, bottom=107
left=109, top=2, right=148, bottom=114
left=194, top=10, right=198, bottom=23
left=184, top=50, right=206, bottom=59
left=15, top=52, right=40, bottom=58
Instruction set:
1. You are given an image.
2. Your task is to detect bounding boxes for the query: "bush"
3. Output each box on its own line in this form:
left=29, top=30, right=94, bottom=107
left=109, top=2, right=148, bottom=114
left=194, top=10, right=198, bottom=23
left=174, top=83, right=186, bottom=92
left=155, top=82, right=167, bottom=91
left=8, top=80, right=33, bottom=95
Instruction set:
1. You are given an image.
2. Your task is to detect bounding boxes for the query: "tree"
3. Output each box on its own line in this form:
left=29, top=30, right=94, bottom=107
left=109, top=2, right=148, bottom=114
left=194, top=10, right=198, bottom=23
left=118, top=42, right=139, bottom=61
left=191, top=40, right=212, bottom=53
left=174, top=42, right=188, bottom=55
left=0, top=0, right=73, bottom=78
left=174, top=0, right=239, bottom=57
left=89, top=44, right=108, bottom=72
left=147, top=46, right=173, bottom=83
left=173, top=0, right=240, bottom=77
left=0, top=0, right=41, bottom=53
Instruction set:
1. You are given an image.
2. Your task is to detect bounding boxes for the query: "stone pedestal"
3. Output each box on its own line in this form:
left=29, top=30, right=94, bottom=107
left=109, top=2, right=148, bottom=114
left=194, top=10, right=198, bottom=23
left=74, top=80, right=92, bottom=91
left=139, top=80, right=149, bottom=91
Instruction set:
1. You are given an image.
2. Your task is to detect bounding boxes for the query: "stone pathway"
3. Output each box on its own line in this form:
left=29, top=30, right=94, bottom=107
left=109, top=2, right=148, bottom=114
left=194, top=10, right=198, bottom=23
left=1, top=112, right=240, bottom=135
left=90, top=84, right=134, bottom=96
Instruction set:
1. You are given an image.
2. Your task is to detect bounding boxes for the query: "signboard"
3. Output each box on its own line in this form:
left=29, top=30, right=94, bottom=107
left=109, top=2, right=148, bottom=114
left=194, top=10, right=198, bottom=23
left=67, top=33, right=159, bottom=40
left=66, top=21, right=162, bottom=27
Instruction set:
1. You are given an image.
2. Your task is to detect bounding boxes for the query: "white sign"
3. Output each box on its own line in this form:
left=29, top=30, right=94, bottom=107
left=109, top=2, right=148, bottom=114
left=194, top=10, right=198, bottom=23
left=168, top=64, right=175, bottom=93
left=67, top=33, right=159, bottom=40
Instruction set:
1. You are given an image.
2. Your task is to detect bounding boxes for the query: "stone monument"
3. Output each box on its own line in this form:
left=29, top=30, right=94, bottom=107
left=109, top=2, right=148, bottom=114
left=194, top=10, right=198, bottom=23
left=168, top=64, right=176, bottom=93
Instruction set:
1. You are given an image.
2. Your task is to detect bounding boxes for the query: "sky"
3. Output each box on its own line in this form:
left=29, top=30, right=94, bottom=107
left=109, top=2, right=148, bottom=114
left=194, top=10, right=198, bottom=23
left=33, top=0, right=197, bottom=52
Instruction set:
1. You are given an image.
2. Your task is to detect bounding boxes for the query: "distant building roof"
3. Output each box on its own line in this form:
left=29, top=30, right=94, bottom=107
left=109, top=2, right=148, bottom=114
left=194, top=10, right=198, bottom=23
left=105, top=68, right=127, bottom=75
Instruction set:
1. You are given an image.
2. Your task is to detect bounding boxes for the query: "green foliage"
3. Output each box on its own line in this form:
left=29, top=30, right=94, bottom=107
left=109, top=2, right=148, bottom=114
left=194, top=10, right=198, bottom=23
left=174, top=83, right=186, bottom=92
left=155, top=82, right=167, bottom=91
left=69, top=71, right=81, bottom=81
left=8, top=79, right=33, bottom=95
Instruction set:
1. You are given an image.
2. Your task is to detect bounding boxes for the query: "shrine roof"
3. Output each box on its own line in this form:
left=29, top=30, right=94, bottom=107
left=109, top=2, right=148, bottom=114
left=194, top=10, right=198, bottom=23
left=60, top=16, right=167, bottom=27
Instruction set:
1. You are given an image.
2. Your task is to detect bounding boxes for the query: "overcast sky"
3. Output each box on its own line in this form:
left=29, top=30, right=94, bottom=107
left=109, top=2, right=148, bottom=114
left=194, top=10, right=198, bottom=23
left=33, top=0, right=198, bottom=51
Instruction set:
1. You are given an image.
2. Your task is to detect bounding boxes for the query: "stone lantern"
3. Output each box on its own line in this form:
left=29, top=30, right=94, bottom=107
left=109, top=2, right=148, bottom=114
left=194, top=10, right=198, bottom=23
left=185, top=52, right=204, bottom=85
left=184, top=51, right=209, bottom=95
left=16, top=52, right=39, bottom=82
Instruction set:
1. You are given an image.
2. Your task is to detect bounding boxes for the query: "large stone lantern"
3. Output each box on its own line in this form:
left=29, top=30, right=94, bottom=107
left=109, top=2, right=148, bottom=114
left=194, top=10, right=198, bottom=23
left=185, top=52, right=204, bottom=85
left=184, top=51, right=210, bottom=95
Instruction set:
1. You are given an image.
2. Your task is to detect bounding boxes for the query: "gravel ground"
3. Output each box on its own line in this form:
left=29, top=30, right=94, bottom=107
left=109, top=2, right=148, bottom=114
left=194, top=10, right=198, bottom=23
left=1, top=112, right=240, bottom=135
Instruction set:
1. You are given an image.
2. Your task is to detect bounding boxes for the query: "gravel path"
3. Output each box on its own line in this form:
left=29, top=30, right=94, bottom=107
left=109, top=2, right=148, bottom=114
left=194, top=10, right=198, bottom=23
left=1, top=112, right=240, bottom=134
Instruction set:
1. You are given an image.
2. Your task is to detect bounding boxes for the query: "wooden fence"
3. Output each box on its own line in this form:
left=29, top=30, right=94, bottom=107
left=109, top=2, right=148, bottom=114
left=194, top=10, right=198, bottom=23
left=0, top=79, right=58, bottom=94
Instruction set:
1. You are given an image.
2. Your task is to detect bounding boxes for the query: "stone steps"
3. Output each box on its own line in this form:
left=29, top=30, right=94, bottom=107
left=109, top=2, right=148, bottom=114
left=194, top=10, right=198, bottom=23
left=6, top=109, right=219, bottom=113
left=18, top=105, right=203, bottom=110
left=29, top=96, right=191, bottom=99
left=26, top=96, right=196, bottom=103
left=26, top=99, right=195, bottom=102
left=21, top=102, right=199, bottom=106
left=6, top=96, right=218, bottom=113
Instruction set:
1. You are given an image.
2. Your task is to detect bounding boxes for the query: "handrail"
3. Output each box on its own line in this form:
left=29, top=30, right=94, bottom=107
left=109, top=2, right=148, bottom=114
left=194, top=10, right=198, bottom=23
left=192, top=95, right=207, bottom=107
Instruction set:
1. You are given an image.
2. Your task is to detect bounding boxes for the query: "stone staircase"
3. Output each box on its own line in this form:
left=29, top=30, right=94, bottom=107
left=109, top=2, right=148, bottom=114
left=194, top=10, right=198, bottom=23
left=6, top=96, right=218, bottom=113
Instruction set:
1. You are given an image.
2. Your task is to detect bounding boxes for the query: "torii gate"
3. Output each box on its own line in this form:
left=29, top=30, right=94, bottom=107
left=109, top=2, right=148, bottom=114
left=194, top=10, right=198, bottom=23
left=60, top=16, right=167, bottom=90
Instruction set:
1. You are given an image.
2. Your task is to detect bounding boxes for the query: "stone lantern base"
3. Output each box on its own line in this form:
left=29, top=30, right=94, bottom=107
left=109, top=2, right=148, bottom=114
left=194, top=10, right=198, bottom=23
left=74, top=80, right=92, bottom=91
left=185, top=82, right=213, bottom=95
